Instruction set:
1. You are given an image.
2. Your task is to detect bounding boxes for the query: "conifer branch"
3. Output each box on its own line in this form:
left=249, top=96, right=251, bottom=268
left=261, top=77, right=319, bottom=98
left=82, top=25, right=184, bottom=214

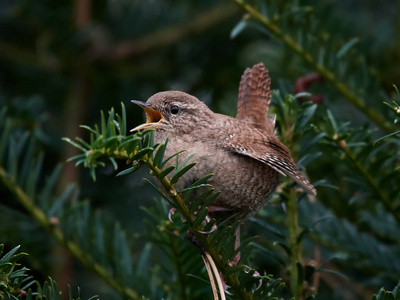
left=0, top=165, right=141, bottom=300
left=0, top=244, right=98, bottom=300
left=233, top=0, right=394, bottom=133
left=285, top=188, right=304, bottom=299
left=91, top=3, right=240, bottom=61
left=334, top=140, right=400, bottom=223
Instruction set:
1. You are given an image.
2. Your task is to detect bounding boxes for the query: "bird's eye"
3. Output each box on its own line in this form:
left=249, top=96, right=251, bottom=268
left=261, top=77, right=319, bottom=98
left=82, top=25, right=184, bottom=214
left=170, top=105, right=180, bottom=115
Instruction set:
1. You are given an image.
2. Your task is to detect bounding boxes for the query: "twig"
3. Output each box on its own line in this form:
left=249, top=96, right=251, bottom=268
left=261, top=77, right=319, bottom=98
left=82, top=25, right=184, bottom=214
left=0, top=42, right=43, bottom=69
left=54, top=1, right=93, bottom=292
left=75, top=0, right=92, bottom=28
left=285, top=188, right=304, bottom=299
left=90, top=3, right=239, bottom=61
left=337, top=140, right=400, bottom=223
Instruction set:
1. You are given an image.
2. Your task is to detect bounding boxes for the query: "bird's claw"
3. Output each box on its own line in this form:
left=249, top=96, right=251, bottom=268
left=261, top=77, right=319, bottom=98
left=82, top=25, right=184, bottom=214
left=222, top=274, right=259, bottom=294
left=197, top=225, right=217, bottom=234
left=254, top=271, right=262, bottom=290
left=168, top=208, right=187, bottom=223
left=197, top=215, right=217, bottom=234
left=224, top=283, right=233, bottom=295
left=168, top=208, right=177, bottom=223
left=243, top=266, right=262, bottom=290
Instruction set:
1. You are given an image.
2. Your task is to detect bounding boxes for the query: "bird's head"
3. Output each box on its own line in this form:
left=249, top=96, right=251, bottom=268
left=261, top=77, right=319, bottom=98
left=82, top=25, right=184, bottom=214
left=131, top=91, right=213, bottom=134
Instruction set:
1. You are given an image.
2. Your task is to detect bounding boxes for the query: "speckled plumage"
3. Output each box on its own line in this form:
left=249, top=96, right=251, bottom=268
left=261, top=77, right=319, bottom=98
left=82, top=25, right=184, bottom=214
left=132, top=63, right=316, bottom=221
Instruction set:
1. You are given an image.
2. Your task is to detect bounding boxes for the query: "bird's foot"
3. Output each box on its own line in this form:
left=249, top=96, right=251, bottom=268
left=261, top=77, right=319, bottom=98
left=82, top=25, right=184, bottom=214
left=193, top=205, right=231, bottom=235
left=168, top=207, right=218, bottom=234
left=220, top=267, right=262, bottom=294
left=168, top=207, right=187, bottom=223
left=168, top=208, right=177, bottom=222
left=243, top=266, right=262, bottom=290
left=197, top=215, right=218, bottom=234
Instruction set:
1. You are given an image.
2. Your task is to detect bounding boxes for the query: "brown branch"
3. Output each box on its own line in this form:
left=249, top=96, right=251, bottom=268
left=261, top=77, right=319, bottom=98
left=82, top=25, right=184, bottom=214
left=0, top=42, right=42, bottom=69
left=1, top=3, right=239, bottom=69
left=90, top=2, right=240, bottom=61
left=75, top=0, right=92, bottom=28
left=53, top=0, right=93, bottom=294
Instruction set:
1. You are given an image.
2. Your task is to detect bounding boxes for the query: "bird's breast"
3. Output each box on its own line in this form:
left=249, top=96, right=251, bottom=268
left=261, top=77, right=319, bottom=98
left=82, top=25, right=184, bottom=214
left=153, top=129, right=279, bottom=220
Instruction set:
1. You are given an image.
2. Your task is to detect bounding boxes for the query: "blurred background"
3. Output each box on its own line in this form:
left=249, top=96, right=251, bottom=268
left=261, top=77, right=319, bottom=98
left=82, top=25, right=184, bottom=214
left=1, top=0, right=399, bottom=299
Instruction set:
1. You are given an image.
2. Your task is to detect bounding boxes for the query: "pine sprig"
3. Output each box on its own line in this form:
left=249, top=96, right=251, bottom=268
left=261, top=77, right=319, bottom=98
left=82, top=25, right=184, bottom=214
left=0, top=244, right=97, bottom=300
left=373, top=281, right=400, bottom=300
left=0, top=245, right=29, bottom=300
left=299, top=200, right=400, bottom=282
left=0, top=107, right=144, bottom=299
left=315, top=108, right=400, bottom=223
left=0, top=160, right=141, bottom=300
left=232, top=0, right=396, bottom=133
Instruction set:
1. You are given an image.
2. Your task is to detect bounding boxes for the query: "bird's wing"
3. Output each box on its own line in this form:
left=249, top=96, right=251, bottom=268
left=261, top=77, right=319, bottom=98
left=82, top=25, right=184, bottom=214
left=220, top=131, right=317, bottom=196
left=236, top=63, right=273, bottom=132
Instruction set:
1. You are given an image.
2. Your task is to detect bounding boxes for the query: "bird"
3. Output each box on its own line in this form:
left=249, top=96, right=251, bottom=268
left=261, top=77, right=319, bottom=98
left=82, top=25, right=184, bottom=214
left=131, top=63, right=316, bottom=262
left=131, top=62, right=315, bottom=209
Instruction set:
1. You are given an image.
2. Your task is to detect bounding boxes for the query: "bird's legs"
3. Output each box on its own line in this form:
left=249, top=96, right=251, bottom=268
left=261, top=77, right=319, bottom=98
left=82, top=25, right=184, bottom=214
left=169, top=206, right=241, bottom=266
left=187, top=229, right=226, bottom=300
left=171, top=206, right=260, bottom=295
left=207, top=206, right=242, bottom=266
left=232, top=226, right=241, bottom=266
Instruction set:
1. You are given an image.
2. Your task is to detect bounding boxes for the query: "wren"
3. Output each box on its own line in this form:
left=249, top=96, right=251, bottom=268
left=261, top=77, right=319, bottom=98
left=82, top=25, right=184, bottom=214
left=131, top=63, right=316, bottom=222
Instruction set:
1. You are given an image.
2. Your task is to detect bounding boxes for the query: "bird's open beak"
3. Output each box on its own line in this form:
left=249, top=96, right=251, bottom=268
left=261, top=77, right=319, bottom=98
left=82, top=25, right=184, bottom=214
left=130, top=100, right=164, bottom=132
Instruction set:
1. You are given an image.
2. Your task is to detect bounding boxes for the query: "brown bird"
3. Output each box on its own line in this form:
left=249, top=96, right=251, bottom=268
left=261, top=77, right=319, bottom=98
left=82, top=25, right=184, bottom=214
left=131, top=63, right=316, bottom=258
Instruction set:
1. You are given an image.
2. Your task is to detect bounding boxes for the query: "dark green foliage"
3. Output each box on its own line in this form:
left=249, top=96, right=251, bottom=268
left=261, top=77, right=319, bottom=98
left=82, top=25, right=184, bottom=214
left=1, top=0, right=400, bottom=299
left=373, top=281, right=400, bottom=300
left=0, top=245, right=29, bottom=300
left=0, top=244, right=96, bottom=300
